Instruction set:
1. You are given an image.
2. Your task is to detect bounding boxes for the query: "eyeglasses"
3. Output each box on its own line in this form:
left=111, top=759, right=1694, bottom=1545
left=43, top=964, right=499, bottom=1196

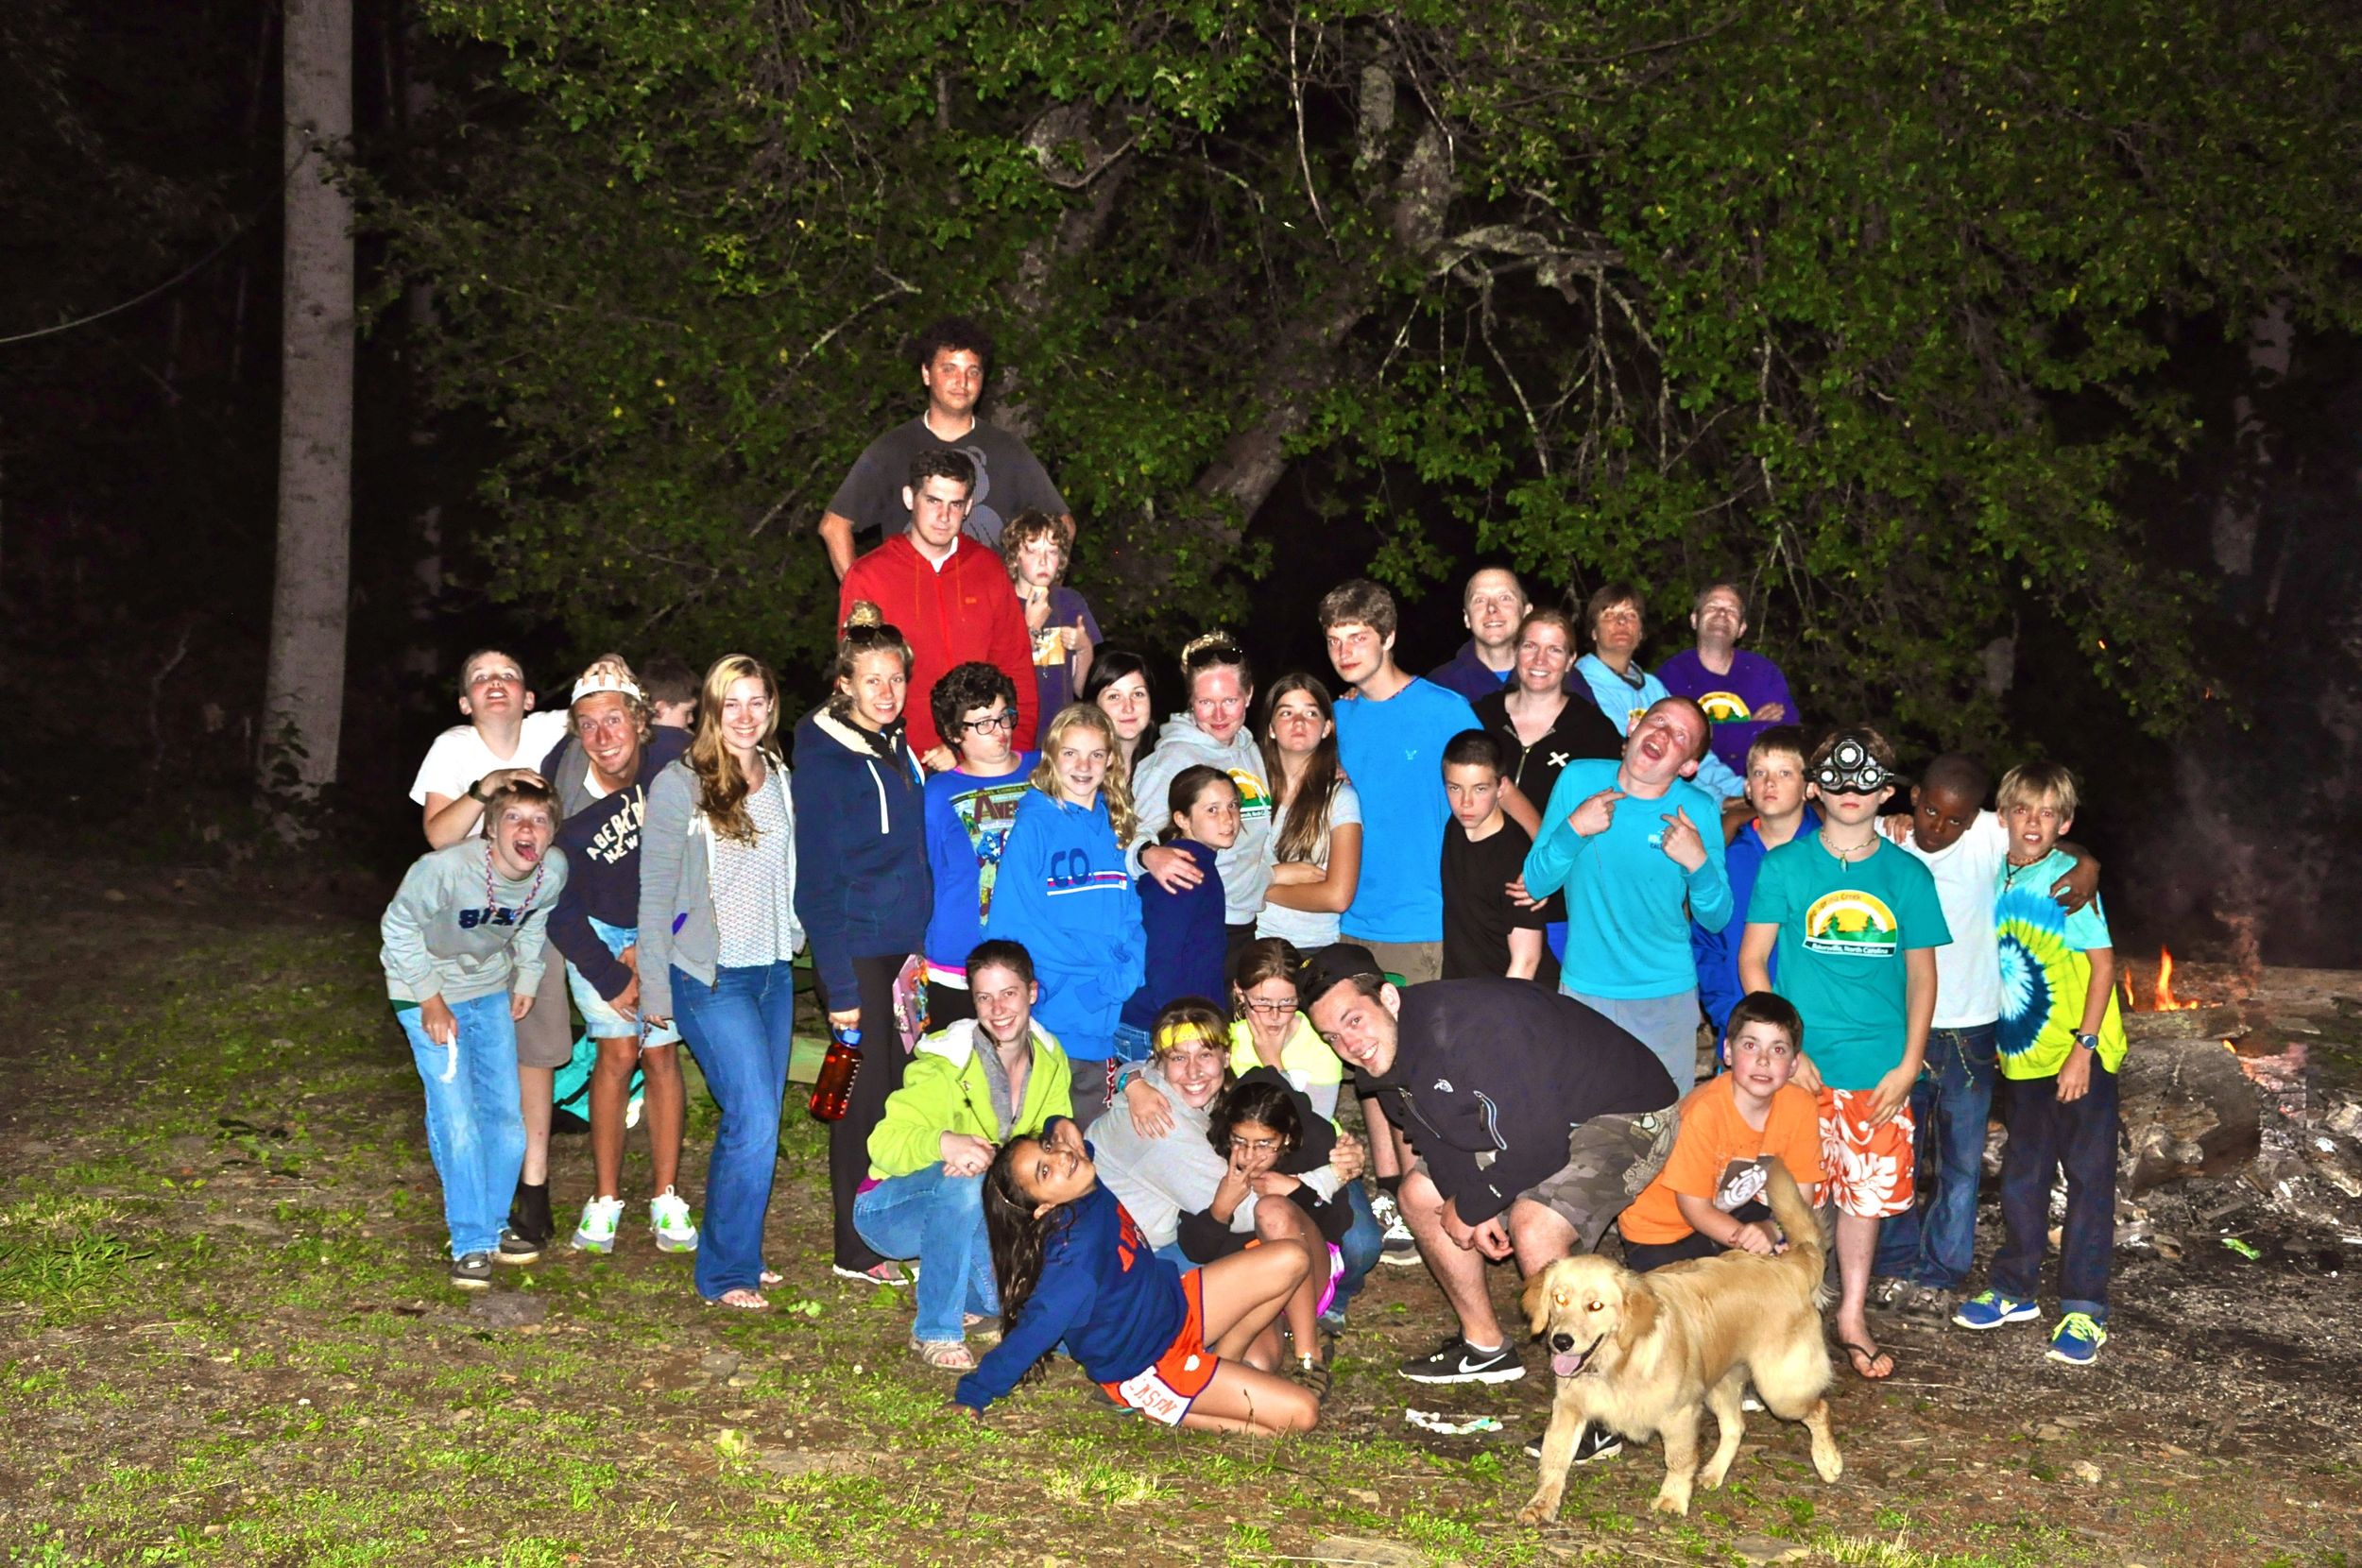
left=1227, top=1136, right=1282, bottom=1155
left=1241, top=997, right=1296, bottom=1016
left=961, top=712, right=1018, bottom=734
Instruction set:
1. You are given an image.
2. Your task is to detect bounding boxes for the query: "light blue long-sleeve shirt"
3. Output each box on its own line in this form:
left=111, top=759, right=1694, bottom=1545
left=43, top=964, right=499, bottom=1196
left=1523, top=758, right=1732, bottom=998
left=1572, top=656, right=1747, bottom=800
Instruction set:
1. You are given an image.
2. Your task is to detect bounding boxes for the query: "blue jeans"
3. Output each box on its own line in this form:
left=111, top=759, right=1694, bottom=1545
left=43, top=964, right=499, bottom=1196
left=398, top=994, right=525, bottom=1259
left=1331, top=1181, right=1382, bottom=1316
left=1990, top=1058, right=2118, bottom=1321
left=1874, top=1025, right=1998, bottom=1290
left=853, top=1165, right=998, bottom=1341
left=672, top=962, right=796, bottom=1299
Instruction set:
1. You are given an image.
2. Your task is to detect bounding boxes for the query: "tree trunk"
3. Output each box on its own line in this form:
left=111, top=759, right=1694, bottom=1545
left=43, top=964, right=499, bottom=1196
left=260, top=0, right=354, bottom=798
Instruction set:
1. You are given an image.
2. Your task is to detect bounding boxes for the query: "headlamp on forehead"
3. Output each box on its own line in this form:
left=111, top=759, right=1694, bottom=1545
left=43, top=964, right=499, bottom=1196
left=1814, top=739, right=1893, bottom=796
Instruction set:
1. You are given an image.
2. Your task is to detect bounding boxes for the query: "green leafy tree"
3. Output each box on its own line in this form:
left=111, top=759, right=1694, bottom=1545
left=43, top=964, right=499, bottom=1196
left=385, top=0, right=2362, bottom=740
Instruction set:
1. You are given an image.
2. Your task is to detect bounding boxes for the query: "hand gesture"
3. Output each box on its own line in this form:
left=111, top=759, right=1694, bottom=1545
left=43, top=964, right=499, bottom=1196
left=1658, top=806, right=1707, bottom=872
left=919, top=743, right=958, bottom=774
left=940, top=1131, right=996, bottom=1177
left=1569, top=789, right=1624, bottom=838
left=1141, top=844, right=1205, bottom=894
left=480, top=766, right=548, bottom=797
left=1328, top=1131, right=1367, bottom=1183
left=1250, top=1171, right=1303, bottom=1199
left=1024, top=590, right=1053, bottom=634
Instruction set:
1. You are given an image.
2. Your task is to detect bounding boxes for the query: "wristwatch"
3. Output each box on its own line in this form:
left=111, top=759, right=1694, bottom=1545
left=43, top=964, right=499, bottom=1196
left=467, top=776, right=489, bottom=803
left=2075, top=1031, right=2099, bottom=1052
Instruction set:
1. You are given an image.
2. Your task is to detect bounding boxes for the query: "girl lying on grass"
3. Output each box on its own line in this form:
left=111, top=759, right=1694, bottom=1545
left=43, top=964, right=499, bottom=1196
left=950, top=1118, right=1319, bottom=1433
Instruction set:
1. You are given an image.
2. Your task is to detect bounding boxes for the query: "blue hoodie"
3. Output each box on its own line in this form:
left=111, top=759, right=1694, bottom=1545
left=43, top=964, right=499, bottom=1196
left=790, top=706, right=931, bottom=1006
left=954, top=1176, right=1184, bottom=1412
left=984, top=788, right=1146, bottom=1062
left=1119, top=837, right=1228, bottom=1031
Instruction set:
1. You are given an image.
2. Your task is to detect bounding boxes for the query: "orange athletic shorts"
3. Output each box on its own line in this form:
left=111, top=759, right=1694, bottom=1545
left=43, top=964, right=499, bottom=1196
left=1816, top=1084, right=1917, bottom=1219
left=1099, top=1267, right=1220, bottom=1425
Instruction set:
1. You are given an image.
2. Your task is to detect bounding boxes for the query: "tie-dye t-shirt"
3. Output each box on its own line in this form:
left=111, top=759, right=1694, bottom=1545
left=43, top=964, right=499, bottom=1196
left=1994, top=847, right=2127, bottom=1079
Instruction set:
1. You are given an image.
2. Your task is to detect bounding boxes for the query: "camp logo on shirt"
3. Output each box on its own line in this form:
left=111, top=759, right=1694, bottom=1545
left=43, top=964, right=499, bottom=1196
left=1801, top=889, right=1899, bottom=957
left=1225, top=767, right=1274, bottom=827
left=1697, top=690, right=1753, bottom=724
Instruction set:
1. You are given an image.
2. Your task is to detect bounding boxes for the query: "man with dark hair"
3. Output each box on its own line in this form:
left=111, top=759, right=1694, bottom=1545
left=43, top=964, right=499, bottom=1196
left=1654, top=580, right=1798, bottom=778
left=840, top=450, right=1039, bottom=758
left=817, top=315, right=1073, bottom=578
left=1299, top=944, right=1677, bottom=1402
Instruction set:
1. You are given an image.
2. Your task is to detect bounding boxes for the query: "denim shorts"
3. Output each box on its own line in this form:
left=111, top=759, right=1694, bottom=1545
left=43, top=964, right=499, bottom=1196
left=566, top=916, right=682, bottom=1047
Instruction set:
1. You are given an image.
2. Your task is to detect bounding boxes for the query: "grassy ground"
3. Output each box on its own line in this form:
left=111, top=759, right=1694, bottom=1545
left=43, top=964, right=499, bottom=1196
left=2, top=859, right=2356, bottom=1568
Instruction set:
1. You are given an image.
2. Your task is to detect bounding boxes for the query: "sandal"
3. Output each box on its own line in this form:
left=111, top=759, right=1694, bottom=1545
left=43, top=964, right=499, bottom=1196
left=963, top=1312, right=1002, bottom=1346
left=1840, top=1338, right=1894, bottom=1380
left=760, top=1269, right=783, bottom=1288
left=1290, top=1355, right=1332, bottom=1400
left=912, top=1338, right=977, bottom=1372
left=705, top=1287, right=770, bottom=1311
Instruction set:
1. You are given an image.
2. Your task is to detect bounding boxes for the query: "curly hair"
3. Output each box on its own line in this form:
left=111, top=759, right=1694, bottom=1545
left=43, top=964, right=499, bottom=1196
left=1000, top=509, right=1070, bottom=578
left=930, top=660, right=1021, bottom=749
left=909, top=315, right=994, bottom=371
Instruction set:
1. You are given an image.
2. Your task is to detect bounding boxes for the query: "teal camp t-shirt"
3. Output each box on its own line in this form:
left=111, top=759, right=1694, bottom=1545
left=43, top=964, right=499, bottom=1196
left=1747, top=834, right=1951, bottom=1090
left=1994, top=847, right=2128, bottom=1080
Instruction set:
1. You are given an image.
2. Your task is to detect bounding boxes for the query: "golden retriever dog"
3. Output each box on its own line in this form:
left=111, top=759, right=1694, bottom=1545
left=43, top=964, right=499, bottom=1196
left=1517, top=1158, right=1841, bottom=1523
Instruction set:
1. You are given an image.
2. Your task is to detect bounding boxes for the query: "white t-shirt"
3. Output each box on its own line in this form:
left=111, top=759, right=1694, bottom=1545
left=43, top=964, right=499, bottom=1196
left=1255, top=778, right=1362, bottom=949
left=408, top=710, right=573, bottom=807
left=1900, top=810, right=2007, bottom=1029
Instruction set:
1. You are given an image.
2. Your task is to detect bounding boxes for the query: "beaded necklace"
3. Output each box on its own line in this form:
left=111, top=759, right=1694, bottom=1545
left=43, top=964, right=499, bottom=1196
left=484, top=839, right=548, bottom=925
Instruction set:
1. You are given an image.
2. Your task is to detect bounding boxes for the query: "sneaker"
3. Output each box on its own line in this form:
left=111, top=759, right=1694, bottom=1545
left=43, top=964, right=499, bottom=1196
left=1522, top=1424, right=1624, bottom=1462
left=1370, top=1190, right=1420, bottom=1267
left=1399, top=1335, right=1525, bottom=1385
left=450, top=1252, right=493, bottom=1289
left=1952, top=1289, right=2040, bottom=1330
left=571, top=1196, right=625, bottom=1253
left=508, top=1181, right=554, bottom=1247
left=648, top=1189, right=699, bottom=1253
left=833, top=1260, right=916, bottom=1286
left=494, top=1227, right=541, bottom=1265
left=2045, top=1312, right=2108, bottom=1366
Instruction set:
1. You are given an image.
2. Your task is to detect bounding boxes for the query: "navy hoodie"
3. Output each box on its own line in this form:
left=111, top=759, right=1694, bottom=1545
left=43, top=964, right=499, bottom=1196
left=954, top=1175, right=1184, bottom=1412
left=791, top=706, right=931, bottom=1006
left=543, top=726, right=691, bottom=999
left=1119, top=837, right=1229, bottom=1032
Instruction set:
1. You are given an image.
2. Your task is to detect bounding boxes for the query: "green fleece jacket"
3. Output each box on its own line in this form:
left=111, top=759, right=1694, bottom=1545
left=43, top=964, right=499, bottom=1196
left=866, top=1017, right=1074, bottom=1180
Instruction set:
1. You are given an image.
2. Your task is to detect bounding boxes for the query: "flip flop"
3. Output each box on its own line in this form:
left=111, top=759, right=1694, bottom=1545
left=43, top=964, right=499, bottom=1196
left=705, top=1287, right=770, bottom=1311
left=1841, top=1339, right=1893, bottom=1380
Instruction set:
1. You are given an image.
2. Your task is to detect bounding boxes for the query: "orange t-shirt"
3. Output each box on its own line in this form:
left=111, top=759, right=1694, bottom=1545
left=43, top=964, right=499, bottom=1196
left=1618, top=1077, right=1824, bottom=1246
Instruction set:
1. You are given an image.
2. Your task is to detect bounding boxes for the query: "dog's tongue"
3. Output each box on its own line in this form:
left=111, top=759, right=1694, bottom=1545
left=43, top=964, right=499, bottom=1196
left=1550, top=1350, right=1586, bottom=1378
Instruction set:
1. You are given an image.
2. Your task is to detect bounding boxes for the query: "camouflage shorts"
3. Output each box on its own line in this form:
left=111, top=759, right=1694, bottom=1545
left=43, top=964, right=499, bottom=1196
left=1523, top=1105, right=1683, bottom=1252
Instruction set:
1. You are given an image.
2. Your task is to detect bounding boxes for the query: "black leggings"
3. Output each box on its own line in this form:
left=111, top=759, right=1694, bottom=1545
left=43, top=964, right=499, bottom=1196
left=1619, top=1201, right=1772, bottom=1274
left=827, top=954, right=911, bottom=1271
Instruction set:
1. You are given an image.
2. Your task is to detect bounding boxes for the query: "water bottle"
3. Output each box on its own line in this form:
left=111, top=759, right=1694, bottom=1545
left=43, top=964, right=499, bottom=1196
left=808, top=1023, right=863, bottom=1122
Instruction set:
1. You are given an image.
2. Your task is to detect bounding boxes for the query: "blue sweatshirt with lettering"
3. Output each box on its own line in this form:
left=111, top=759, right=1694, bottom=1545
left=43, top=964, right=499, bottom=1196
left=984, top=789, right=1147, bottom=1062
left=954, top=1176, right=1184, bottom=1412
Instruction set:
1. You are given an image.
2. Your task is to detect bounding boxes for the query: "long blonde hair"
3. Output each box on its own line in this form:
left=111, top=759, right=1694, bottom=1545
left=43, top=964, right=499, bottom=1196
left=688, top=654, right=779, bottom=844
left=1028, top=702, right=1137, bottom=844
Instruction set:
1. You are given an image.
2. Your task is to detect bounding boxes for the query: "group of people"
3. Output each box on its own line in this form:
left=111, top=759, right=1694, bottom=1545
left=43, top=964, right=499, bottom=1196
left=375, top=315, right=2131, bottom=1439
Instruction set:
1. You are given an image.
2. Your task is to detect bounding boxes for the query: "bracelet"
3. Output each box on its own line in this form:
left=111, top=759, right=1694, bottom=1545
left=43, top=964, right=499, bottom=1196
left=468, top=777, right=488, bottom=802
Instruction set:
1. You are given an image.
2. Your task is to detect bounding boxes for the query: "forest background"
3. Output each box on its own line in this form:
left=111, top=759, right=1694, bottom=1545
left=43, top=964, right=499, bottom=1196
left=4, top=0, right=2360, bottom=965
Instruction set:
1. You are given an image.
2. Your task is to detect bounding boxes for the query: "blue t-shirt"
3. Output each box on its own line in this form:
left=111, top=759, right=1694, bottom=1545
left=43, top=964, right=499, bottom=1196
left=1523, top=758, right=1733, bottom=999
left=1691, top=807, right=1819, bottom=1037
left=1333, top=677, right=1481, bottom=944
left=1747, top=836, right=1951, bottom=1090
left=921, top=754, right=1037, bottom=981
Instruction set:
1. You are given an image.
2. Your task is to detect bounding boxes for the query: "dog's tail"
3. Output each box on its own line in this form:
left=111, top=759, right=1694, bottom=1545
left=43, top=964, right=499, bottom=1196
left=1763, top=1155, right=1829, bottom=1303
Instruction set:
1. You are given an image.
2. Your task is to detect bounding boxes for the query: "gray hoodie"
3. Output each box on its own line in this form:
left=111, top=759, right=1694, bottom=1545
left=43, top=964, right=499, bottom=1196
left=636, top=754, right=802, bottom=1020
left=380, top=840, right=570, bottom=1005
left=1125, top=715, right=1275, bottom=924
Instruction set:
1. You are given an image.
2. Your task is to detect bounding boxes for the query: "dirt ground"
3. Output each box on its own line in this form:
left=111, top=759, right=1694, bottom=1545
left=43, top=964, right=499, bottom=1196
left=2, top=852, right=2357, bottom=1568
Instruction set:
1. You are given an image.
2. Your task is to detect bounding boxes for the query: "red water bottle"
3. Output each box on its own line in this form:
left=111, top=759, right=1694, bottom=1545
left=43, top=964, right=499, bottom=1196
left=808, top=1024, right=863, bottom=1121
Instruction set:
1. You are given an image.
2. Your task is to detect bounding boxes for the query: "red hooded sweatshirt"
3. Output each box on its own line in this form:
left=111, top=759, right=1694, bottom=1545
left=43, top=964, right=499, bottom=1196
left=840, top=534, right=1037, bottom=756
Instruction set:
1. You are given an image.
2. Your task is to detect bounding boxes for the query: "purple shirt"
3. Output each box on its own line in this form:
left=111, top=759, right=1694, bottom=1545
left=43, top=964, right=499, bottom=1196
left=1028, top=585, right=1102, bottom=747
left=1654, top=648, right=1796, bottom=776
left=1426, top=640, right=1515, bottom=703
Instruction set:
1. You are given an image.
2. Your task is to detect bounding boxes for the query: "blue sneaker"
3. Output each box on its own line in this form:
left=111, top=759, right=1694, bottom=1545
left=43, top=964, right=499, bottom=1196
left=2046, top=1312, right=2107, bottom=1365
left=1951, top=1289, right=2040, bottom=1330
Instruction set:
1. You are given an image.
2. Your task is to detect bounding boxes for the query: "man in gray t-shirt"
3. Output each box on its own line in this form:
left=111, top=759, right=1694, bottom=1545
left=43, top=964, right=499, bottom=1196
left=818, top=315, right=1072, bottom=577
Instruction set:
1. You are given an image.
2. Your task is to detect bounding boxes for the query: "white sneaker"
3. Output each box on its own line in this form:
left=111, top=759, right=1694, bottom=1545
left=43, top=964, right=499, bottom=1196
left=571, top=1195, right=625, bottom=1253
left=648, top=1188, right=699, bottom=1253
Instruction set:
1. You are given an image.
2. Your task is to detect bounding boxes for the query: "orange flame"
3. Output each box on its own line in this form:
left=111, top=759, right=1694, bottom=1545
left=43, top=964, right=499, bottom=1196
left=2153, top=947, right=2201, bottom=1011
